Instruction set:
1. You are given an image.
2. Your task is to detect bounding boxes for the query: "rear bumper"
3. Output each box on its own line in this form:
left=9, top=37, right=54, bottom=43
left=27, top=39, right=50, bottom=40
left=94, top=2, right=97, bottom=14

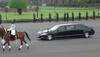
left=90, top=29, right=95, bottom=35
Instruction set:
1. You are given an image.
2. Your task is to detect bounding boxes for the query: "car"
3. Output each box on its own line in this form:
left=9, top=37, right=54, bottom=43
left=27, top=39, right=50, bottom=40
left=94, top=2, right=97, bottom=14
left=38, top=23, right=95, bottom=40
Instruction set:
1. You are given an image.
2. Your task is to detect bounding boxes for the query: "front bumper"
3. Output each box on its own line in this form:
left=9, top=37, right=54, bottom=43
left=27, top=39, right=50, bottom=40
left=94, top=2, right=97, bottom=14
left=38, top=31, right=48, bottom=39
left=38, top=35, right=48, bottom=39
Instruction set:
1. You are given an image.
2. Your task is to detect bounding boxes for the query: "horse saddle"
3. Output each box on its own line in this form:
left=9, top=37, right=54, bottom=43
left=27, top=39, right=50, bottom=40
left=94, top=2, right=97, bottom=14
left=11, top=35, right=16, bottom=40
left=7, top=31, right=16, bottom=40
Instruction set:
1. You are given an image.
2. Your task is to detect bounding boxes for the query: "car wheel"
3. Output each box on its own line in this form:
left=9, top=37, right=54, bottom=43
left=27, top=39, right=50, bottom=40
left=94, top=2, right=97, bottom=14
left=47, top=35, right=53, bottom=41
left=84, top=32, right=90, bottom=38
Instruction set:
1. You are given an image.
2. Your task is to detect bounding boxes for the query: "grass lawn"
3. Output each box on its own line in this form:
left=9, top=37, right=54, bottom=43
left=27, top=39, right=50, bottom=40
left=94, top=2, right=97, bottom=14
left=0, top=6, right=100, bottom=21
left=0, top=12, right=33, bottom=21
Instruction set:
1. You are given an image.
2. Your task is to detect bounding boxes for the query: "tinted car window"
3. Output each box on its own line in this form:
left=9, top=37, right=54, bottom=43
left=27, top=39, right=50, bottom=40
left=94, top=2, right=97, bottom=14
left=57, top=26, right=66, bottom=32
left=75, top=24, right=88, bottom=30
left=50, top=30, right=58, bottom=34
left=66, top=25, right=75, bottom=30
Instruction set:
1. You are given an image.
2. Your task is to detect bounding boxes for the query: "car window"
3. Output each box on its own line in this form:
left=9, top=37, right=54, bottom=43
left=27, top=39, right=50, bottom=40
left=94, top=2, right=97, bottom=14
left=75, top=24, right=88, bottom=30
left=50, top=30, right=58, bottom=33
left=49, top=25, right=59, bottom=31
left=57, top=26, right=66, bottom=32
left=66, top=25, right=75, bottom=30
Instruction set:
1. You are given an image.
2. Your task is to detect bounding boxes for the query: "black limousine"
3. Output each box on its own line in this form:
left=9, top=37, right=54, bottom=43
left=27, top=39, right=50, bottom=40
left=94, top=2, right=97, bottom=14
left=38, top=23, right=95, bottom=40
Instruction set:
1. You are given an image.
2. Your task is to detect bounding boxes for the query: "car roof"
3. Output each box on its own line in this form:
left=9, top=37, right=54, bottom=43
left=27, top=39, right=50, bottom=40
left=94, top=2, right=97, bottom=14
left=49, top=23, right=84, bottom=31
left=55, top=23, right=79, bottom=27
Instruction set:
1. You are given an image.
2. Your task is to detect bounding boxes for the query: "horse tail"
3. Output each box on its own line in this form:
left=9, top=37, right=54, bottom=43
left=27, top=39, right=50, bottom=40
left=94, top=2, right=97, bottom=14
left=24, top=32, right=31, bottom=41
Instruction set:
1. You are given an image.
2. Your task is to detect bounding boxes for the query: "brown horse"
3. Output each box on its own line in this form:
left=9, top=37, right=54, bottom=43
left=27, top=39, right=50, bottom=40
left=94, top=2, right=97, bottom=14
left=0, top=25, right=31, bottom=51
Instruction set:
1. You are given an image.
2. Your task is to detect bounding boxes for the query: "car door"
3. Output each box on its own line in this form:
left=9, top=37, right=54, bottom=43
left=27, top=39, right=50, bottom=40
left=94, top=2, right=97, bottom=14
left=64, top=25, right=77, bottom=36
left=53, top=26, right=66, bottom=38
left=73, top=24, right=86, bottom=36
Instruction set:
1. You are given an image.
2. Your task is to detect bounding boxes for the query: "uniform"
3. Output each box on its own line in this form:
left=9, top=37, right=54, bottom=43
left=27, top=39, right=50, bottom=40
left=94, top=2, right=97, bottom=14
left=8, top=23, right=16, bottom=39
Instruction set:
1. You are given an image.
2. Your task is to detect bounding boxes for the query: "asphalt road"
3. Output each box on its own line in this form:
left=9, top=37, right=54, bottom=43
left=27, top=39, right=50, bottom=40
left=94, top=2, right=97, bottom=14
left=0, top=19, right=100, bottom=57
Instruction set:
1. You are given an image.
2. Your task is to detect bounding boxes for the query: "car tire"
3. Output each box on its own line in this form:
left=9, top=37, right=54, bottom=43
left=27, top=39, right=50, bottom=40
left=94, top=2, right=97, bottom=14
left=47, top=35, right=53, bottom=41
left=84, top=32, right=90, bottom=38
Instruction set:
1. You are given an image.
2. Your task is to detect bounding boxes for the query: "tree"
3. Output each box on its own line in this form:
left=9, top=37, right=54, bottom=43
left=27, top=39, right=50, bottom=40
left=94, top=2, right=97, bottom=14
left=74, top=0, right=90, bottom=7
left=0, top=1, right=7, bottom=8
left=96, top=0, right=100, bottom=3
left=8, top=0, right=28, bottom=15
left=88, top=0, right=96, bottom=3
left=74, top=0, right=89, bottom=5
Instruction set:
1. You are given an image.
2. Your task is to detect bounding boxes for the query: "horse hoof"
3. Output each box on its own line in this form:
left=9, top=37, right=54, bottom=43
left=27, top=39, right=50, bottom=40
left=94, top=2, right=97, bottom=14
left=27, top=47, right=29, bottom=49
left=18, top=48, right=21, bottom=51
left=3, top=49, right=5, bottom=52
left=8, top=48, right=11, bottom=51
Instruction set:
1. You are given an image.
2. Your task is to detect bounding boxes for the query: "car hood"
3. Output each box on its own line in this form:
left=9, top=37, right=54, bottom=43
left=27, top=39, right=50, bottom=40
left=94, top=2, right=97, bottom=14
left=38, top=29, right=49, bottom=34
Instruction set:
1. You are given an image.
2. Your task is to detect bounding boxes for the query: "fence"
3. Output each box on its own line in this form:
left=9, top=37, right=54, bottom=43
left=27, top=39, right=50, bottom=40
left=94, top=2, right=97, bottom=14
left=0, top=11, right=99, bottom=23
left=32, top=11, right=98, bottom=22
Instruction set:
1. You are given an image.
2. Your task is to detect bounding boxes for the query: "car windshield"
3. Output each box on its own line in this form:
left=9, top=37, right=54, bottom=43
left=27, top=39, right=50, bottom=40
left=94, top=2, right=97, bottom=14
left=49, top=25, right=59, bottom=31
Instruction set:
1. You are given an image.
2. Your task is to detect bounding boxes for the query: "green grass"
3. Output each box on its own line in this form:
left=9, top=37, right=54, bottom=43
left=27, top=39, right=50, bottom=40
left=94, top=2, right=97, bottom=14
left=38, top=7, right=100, bottom=19
left=0, top=12, right=33, bottom=21
left=0, top=6, right=100, bottom=21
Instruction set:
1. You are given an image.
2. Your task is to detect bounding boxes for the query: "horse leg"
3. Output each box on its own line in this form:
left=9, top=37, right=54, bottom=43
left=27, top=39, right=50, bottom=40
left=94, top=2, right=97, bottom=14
left=7, top=41, right=11, bottom=51
left=1, top=39, right=5, bottom=45
left=18, top=40, right=23, bottom=50
left=2, top=42, right=7, bottom=51
left=23, top=40, right=29, bottom=49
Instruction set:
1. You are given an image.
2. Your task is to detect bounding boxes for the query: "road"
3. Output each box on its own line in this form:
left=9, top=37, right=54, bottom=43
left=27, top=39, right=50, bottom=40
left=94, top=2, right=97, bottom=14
left=0, top=19, right=100, bottom=57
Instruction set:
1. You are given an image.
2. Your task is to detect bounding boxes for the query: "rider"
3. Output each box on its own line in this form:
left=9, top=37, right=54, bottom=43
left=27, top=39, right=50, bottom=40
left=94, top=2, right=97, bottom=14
left=8, top=19, right=16, bottom=39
